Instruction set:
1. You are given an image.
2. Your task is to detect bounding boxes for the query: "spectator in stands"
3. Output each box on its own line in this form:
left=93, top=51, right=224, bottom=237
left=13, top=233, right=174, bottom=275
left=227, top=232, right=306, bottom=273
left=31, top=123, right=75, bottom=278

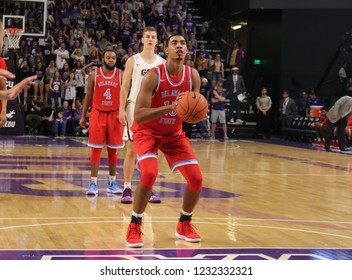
left=64, top=72, right=77, bottom=107
left=338, top=62, right=348, bottom=94
left=209, top=53, right=224, bottom=84
left=306, top=89, right=323, bottom=116
left=60, top=62, right=70, bottom=82
left=24, top=97, right=44, bottom=135
left=44, top=60, right=58, bottom=104
left=210, top=82, right=228, bottom=140
left=279, top=90, right=297, bottom=129
left=311, top=107, right=328, bottom=145
left=15, top=40, right=29, bottom=68
left=71, top=98, right=84, bottom=135
left=16, top=60, right=32, bottom=103
left=73, top=61, right=85, bottom=100
left=195, top=51, right=209, bottom=79
left=189, top=32, right=198, bottom=48
left=88, top=39, right=100, bottom=63
left=324, top=95, right=352, bottom=151
left=196, top=43, right=210, bottom=59
left=255, top=86, right=272, bottom=139
left=98, top=35, right=111, bottom=57
left=221, top=39, right=244, bottom=71
left=225, top=67, right=246, bottom=124
left=296, top=90, right=308, bottom=117
left=200, top=19, right=210, bottom=40
left=51, top=108, right=66, bottom=137
left=183, top=13, right=197, bottom=37
left=200, top=77, right=211, bottom=103
left=51, top=42, right=70, bottom=70
left=169, top=14, right=181, bottom=34
left=186, top=40, right=196, bottom=68
left=33, top=61, right=45, bottom=101
left=71, top=47, right=86, bottom=66
left=49, top=70, right=63, bottom=109
left=198, top=78, right=211, bottom=138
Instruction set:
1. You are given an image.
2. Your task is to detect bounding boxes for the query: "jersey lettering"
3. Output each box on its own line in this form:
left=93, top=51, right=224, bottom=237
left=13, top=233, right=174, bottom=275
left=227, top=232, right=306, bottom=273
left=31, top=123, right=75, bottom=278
left=141, top=69, right=149, bottom=76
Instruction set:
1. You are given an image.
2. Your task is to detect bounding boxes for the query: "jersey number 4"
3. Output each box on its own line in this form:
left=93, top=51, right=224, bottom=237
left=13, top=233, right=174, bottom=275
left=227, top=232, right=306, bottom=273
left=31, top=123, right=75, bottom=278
left=104, top=88, right=111, bottom=100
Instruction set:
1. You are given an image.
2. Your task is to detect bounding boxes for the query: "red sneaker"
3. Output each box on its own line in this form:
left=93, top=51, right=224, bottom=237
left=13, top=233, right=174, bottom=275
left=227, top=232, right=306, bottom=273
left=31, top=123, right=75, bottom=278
left=332, top=142, right=339, bottom=147
left=175, top=220, right=201, bottom=242
left=126, top=223, right=143, bottom=248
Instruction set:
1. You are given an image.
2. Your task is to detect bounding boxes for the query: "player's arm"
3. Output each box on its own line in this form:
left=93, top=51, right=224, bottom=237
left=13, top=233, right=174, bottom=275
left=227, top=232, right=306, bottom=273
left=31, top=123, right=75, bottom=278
left=0, top=78, right=7, bottom=128
left=0, top=75, right=37, bottom=101
left=119, top=56, right=134, bottom=125
left=134, top=70, right=174, bottom=123
left=191, top=68, right=201, bottom=92
left=79, top=70, right=94, bottom=128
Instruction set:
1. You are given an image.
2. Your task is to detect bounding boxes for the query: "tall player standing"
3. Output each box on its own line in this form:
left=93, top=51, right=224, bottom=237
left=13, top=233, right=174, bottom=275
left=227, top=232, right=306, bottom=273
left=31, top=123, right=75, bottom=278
left=119, top=27, right=164, bottom=204
left=80, top=50, right=124, bottom=195
left=125, top=34, right=203, bottom=248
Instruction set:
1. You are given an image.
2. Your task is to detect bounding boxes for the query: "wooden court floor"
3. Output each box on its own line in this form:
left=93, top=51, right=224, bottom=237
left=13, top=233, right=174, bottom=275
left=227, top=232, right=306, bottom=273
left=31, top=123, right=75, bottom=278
left=0, top=135, right=352, bottom=260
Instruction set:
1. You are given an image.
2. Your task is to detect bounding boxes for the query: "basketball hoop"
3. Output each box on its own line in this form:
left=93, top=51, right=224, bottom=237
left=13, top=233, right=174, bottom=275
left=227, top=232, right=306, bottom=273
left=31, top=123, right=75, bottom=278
left=4, top=28, right=23, bottom=49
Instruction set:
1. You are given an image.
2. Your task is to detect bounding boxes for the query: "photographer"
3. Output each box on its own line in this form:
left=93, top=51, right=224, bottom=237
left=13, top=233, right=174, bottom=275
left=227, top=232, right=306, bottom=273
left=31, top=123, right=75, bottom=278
left=24, top=97, right=44, bottom=135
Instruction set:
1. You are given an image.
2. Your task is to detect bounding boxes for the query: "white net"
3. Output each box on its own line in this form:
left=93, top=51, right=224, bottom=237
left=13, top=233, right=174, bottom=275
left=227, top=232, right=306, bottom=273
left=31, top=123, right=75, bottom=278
left=4, top=29, right=23, bottom=49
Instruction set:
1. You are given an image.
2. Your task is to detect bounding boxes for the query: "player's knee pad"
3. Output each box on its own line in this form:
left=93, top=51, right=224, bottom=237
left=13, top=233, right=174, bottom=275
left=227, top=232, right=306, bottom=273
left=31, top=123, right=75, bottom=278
left=139, top=158, right=158, bottom=188
left=178, top=164, right=203, bottom=193
left=90, top=147, right=102, bottom=164
left=107, top=147, right=117, bottom=165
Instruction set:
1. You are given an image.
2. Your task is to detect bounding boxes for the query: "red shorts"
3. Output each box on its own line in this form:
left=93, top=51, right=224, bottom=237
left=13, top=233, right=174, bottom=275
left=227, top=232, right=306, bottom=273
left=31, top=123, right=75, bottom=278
left=133, top=129, right=198, bottom=172
left=88, top=107, right=124, bottom=149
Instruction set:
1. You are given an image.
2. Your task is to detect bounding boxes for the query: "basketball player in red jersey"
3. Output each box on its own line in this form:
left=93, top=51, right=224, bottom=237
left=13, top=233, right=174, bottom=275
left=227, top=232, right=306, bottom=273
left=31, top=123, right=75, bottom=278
left=0, top=20, right=37, bottom=127
left=80, top=50, right=124, bottom=195
left=125, top=34, right=202, bottom=248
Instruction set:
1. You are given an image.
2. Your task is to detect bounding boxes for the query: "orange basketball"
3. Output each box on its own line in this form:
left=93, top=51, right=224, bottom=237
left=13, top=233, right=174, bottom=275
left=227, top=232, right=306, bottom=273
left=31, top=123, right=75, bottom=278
left=176, top=91, right=208, bottom=124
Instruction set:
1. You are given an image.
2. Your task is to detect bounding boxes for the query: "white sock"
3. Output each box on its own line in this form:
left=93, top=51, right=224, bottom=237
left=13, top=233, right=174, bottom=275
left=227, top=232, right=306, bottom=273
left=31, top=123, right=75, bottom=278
left=132, top=211, right=144, bottom=218
left=124, top=182, right=131, bottom=190
left=181, top=209, right=193, bottom=216
left=90, top=177, right=98, bottom=183
left=109, top=175, right=116, bottom=183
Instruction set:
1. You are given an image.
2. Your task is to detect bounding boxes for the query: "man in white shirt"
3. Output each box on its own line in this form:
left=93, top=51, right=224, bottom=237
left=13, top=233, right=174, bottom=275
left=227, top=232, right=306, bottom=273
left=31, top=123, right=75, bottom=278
left=52, top=42, right=70, bottom=70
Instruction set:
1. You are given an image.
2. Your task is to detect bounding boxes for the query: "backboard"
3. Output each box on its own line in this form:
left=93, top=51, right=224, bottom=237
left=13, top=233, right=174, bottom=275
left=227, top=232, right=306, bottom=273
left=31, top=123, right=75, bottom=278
left=0, top=0, right=47, bottom=37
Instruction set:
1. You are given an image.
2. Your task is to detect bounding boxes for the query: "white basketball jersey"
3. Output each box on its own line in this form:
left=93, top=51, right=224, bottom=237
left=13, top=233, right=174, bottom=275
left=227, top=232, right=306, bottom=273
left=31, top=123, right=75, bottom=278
left=128, top=53, right=164, bottom=102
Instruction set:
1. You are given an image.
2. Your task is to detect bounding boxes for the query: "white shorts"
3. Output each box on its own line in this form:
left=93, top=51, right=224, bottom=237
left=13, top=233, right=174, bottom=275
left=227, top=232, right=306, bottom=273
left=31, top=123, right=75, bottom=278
left=122, top=101, right=135, bottom=141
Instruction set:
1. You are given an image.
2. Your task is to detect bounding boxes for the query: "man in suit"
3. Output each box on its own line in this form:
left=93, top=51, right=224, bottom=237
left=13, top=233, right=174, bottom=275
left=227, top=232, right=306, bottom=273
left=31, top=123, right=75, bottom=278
left=225, top=67, right=246, bottom=124
left=279, top=90, right=296, bottom=129
left=325, top=95, right=352, bottom=151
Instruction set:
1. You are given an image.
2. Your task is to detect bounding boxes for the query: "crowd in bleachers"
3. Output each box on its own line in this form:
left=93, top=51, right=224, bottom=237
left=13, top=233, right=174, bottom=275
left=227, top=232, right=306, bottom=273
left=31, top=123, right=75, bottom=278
left=2, top=0, right=244, bottom=138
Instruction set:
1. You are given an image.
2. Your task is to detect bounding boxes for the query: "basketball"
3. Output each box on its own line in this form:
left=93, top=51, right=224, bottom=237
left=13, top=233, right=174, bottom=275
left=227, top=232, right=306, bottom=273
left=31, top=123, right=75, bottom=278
left=176, top=91, right=208, bottom=124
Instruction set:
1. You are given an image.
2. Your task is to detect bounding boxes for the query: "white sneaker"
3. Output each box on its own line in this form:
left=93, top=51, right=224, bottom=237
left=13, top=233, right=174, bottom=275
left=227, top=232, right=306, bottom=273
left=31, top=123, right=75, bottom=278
left=229, top=118, right=234, bottom=123
left=235, top=119, right=244, bottom=124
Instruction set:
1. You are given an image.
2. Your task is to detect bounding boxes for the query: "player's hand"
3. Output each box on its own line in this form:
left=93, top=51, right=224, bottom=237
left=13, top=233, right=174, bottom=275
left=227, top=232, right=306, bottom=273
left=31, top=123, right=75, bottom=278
left=0, top=69, right=15, bottom=81
left=79, top=117, right=86, bottom=128
left=119, top=109, right=127, bottom=126
left=4, top=75, right=37, bottom=100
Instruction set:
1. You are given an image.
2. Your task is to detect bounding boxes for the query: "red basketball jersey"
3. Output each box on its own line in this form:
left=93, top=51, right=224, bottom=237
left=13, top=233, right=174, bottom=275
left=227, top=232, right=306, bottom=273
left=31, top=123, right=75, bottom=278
left=138, top=63, right=193, bottom=136
left=0, top=58, right=8, bottom=113
left=92, top=67, right=122, bottom=111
